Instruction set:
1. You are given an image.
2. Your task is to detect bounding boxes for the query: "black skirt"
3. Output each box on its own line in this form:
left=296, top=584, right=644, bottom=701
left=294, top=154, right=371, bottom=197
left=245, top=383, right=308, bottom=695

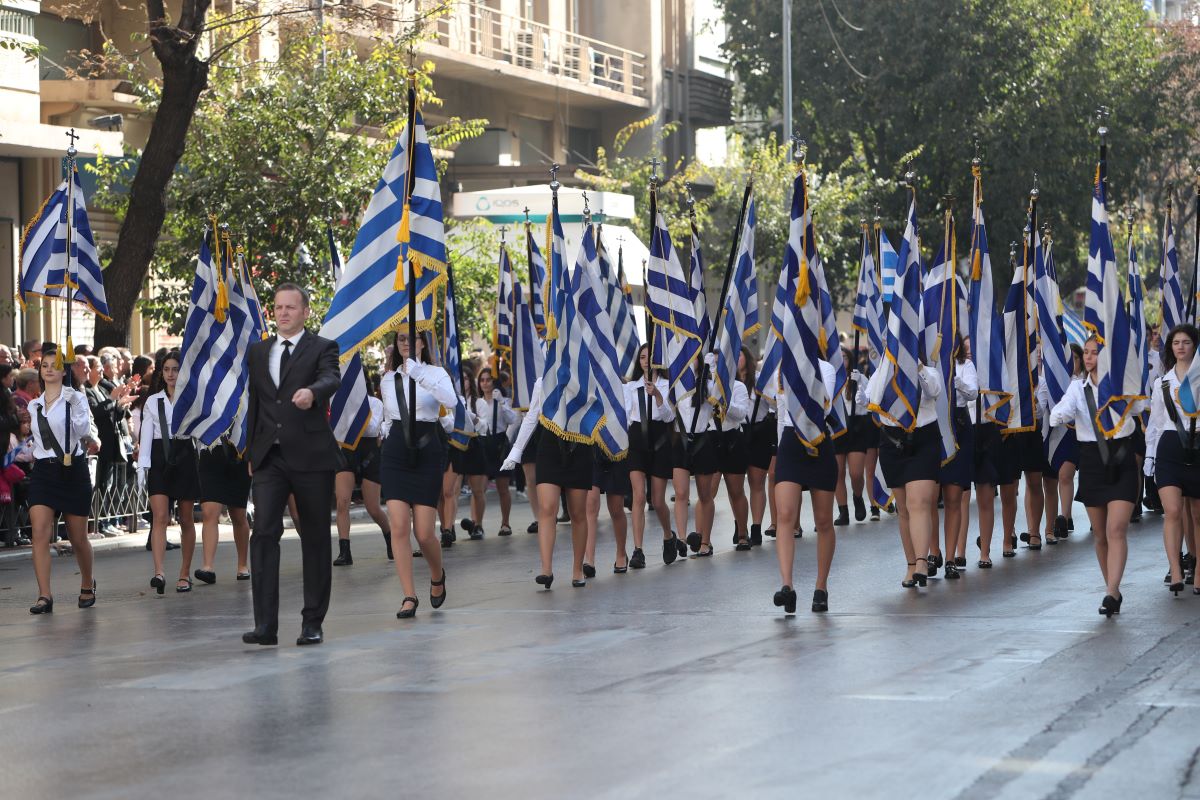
left=671, top=430, right=719, bottom=476
left=718, top=428, right=749, bottom=474
left=457, top=437, right=489, bottom=477
left=1076, top=438, right=1138, bottom=507
left=747, top=414, right=777, bottom=470
left=592, top=453, right=632, bottom=496
left=1044, top=424, right=1079, bottom=473
left=147, top=439, right=201, bottom=501
left=198, top=444, right=252, bottom=509
left=28, top=457, right=92, bottom=517
left=534, top=427, right=595, bottom=491
left=938, top=409, right=974, bottom=489
left=519, top=426, right=541, bottom=466
left=1000, top=429, right=1044, bottom=483
left=972, top=422, right=1003, bottom=486
left=481, top=433, right=511, bottom=480
left=1153, top=431, right=1200, bottom=498
left=878, top=422, right=941, bottom=488
left=336, top=437, right=381, bottom=485
left=381, top=421, right=446, bottom=508
left=626, top=421, right=673, bottom=480
left=775, top=428, right=837, bottom=491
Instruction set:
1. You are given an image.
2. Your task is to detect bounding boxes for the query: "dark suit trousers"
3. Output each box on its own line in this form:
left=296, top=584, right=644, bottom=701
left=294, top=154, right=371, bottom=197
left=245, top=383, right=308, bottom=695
left=250, top=448, right=334, bottom=635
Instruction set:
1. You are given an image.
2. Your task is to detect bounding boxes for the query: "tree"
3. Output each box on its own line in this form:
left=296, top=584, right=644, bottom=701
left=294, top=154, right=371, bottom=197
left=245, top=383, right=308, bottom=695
left=718, top=0, right=1186, bottom=291
left=55, top=0, right=455, bottom=346
left=90, top=26, right=486, bottom=336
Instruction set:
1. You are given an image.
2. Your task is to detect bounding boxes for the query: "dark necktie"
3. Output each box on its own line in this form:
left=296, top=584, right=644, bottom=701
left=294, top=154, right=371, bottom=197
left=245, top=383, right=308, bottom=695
left=280, top=339, right=293, bottom=382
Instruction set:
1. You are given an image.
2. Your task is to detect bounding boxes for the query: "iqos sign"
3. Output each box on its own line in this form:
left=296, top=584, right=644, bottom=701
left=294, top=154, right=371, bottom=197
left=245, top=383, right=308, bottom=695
left=474, top=196, right=522, bottom=211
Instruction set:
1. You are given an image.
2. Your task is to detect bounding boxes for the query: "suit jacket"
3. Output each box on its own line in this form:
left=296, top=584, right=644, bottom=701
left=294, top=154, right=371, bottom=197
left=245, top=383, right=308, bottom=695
left=85, top=385, right=125, bottom=463
left=246, top=331, right=341, bottom=471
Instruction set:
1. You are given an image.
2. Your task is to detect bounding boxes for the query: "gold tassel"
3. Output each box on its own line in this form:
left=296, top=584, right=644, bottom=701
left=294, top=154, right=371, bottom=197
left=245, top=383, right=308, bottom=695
left=794, top=257, right=811, bottom=307
left=543, top=213, right=558, bottom=340
left=971, top=248, right=982, bottom=281
left=818, top=327, right=828, bottom=359
left=54, top=342, right=65, bottom=371
left=214, top=277, right=229, bottom=324
left=393, top=203, right=418, bottom=291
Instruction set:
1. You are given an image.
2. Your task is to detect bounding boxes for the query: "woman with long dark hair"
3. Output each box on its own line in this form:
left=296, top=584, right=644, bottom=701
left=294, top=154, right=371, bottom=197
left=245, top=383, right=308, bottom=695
left=1049, top=336, right=1143, bottom=616
left=438, top=364, right=476, bottom=547
left=381, top=331, right=456, bottom=618
left=26, top=343, right=99, bottom=614
left=137, top=349, right=201, bottom=594
left=722, top=346, right=754, bottom=550
left=466, top=366, right=517, bottom=538
left=929, top=336, right=977, bottom=580
left=623, top=343, right=674, bottom=568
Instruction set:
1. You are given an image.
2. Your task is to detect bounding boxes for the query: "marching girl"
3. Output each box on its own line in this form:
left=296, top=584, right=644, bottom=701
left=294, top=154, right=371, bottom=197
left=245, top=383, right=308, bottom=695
left=930, top=336, right=977, bottom=579
left=966, top=336, right=1002, bottom=568
left=332, top=374, right=390, bottom=566
left=137, top=349, right=201, bottom=595
left=381, top=331, right=454, bottom=619
left=584, top=447, right=632, bottom=574
left=999, top=379, right=1046, bottom=555
left=194, top=432, right=251, bottom=583
left=624, top=343, right=674, bottom=569
left=746, top=361, right=779, bottom=545
left=1144, top=323, right=1200, bottom=596
left=437, top=364, right=475, bottom=548
left=859, top=360, right=944, bottom=589
left=831, top=346, right=855, bottom=527
left=453, top=367, right=491, bottom=541
left=26, top=343, right=99, bottom=614
left=840, top=347, right=878, bottom=526
left=1037, top=343, right=1082, bottom=546
left=468, top=366, right=518, bottom=538
left=772, top=357, right=839, bottom=614
left=721, top=347, right=755, bottom=550
left=1049, top=336, right=1144, bottom=616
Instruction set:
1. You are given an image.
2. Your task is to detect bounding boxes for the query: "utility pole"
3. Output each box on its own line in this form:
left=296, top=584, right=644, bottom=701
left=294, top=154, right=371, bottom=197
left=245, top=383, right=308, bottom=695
left=782, top=0, right=792, bottom=141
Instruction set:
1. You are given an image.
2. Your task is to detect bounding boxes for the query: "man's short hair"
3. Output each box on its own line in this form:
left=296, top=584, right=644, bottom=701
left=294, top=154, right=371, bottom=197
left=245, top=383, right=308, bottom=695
left=274, top=282, right=310, bottom=308
left=21, top=338, right=41, bottom=358
left=15, top=368, right=38, bottom=391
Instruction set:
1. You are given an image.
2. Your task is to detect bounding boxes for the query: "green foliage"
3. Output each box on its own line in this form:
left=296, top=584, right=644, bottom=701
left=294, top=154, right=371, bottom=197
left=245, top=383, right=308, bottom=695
left=718, top=0, right=1192, bottom=291
left=89, top=25, right=487, bottom=338
left=0, top=37, right=44, bottom=60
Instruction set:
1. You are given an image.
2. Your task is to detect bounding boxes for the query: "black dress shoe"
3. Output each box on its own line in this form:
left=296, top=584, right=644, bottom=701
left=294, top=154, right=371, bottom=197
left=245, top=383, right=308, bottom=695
left=430, top=569, right=447, bottom=609
left=811, top=588, right=828, bottom=612
left=853, top=495, right=867, bottom=522
left=165, top=540, right=180, bottom=551
left=194, top=569, right=217, bottom=585
left=630, top=548, right=646, bottom=569
left=834, top=506, right=849, bottom=526
left=582, top=562, right=596, bottom=579
left=750, top=524, right=763, bottom=547
left=686, top=532, right=701, bottom=553
left=242, top=629, right=278, bottom=646
left=440, top=529, right=454, bottom=548
left=535, top=574, right=554, bottom=589
left=296, top=626, right=323, bottom=646
left=527, top=521, right=539, bottom=534
left=663, top=537, right=677, bottom=565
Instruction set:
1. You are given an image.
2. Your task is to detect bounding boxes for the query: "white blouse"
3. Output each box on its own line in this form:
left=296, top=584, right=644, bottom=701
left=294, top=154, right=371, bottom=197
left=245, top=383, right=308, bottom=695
left=380, top=363, right=458, bottom=435
left=623, top=378, right=675, bottom=425
left=474, top=395, right=519, bottom=436
left=859, top=362, right=942, bottom=428
left=364, top=396, right=384, bottom=439
left=28, top=387, right=93, bottom=459
left=137, top=390, right=184, bottom=469
left=1146, top=365, right=1196, bottom=460
left=673, top=381, right=719, bottom=434
left=1049, top=375, right=1143, bottom=441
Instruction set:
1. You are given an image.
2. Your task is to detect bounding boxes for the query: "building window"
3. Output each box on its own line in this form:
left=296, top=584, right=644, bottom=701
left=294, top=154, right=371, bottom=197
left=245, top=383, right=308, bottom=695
left=0, top=6, right=35, bottom=38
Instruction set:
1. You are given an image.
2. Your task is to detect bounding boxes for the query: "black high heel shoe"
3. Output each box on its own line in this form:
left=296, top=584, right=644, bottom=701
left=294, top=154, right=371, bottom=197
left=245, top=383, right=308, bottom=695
left=911, top=556, right=928, bottom=587
left=927, top=553, right=942, bottom=577
left=78, top=580, right=97, bottom=609
left=571, top=579, right=586, bottom=588
left=1169, top=581, right=1184, bottom=597
left=582, top=563, right=597, bottom=579
left=811, top=589, right=828, bottom=612
left=1099, top=594, right=1119, bottom=618
left=396, top=596, right=419, bottom=618
left=535, top=574, right=554, bottom=589
left=773, top=585, right=797, bottom=614
left=686, top=532, right=702, bottom=553
left=430, top=569, right=447, bottom=609
left=150, top=574, right=166, bottom=595
left=901, top=561, right=918, bottom=588
left=663, top=536, right=677, bottom=565
left=29, top=596, right=53, bottom=614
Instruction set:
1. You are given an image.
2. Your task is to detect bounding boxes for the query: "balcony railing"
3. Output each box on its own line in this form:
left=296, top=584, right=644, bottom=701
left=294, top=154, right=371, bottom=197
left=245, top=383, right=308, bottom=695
left=427, top=5, right=646, bottom=100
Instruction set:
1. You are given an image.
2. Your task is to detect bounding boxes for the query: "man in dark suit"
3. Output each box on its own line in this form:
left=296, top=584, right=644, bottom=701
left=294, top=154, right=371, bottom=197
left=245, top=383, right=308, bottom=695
left=242, top=283, right=341, bottom=647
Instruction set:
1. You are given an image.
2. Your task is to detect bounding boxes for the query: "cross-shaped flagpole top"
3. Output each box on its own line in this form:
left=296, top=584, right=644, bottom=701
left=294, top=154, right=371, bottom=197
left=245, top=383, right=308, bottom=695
left=549, top=163, right=560, bottom=193
left=649, top=156, right=661, bottom=189
left=1009, top=241, right=1018, bottom=263
left=790, top=133, right=806, bottom=164
left=498, top=225, right=508, bottom=244
left=874, top=204, right=882, bottom=225
left=581, top=190, right=591, bottom=223
left=684, top=182, right=696, bottom=217
left=65, top=127, right=79, bottom=157
left=1030, top=172, right=1039, bottom=200
left=523, top=206, right=530, bottom=224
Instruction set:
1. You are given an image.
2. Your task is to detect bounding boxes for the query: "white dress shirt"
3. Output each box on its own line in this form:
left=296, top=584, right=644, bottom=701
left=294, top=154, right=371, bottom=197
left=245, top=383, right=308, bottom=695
left=1049, top=374, right=1143, bottom=441
left=474, top=394, right=519, bottom=436
left=137, top=390, right=184, bottom=469
left=1146, top=365, right=1195, bottom=460
left=859, top=362, right=942, bottom=428
left=953, top=359, right=979, bottom=408
left=28, top=387, right=93, bottom=459
left=269, top=330, right=306, bottom=387
left=674, top=380, right=719, bottom=433
left=380, top=363, right=457, bottom=437
left=624, top=377, right=675, bottom=425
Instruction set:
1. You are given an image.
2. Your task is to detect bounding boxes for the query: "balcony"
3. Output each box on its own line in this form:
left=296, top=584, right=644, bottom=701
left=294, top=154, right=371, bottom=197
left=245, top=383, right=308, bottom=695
left=418, top=4, right=648, bottom=109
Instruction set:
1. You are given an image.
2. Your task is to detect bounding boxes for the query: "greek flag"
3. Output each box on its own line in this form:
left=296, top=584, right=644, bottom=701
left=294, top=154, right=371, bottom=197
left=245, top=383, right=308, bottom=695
left=597, top=234, right=639, bottom=379
left=647, top=209, right=703, bottom=397
left=879, top=228, right=899, bottom=303
left=923, top=235, right=964, bottom=463
left=852, top=226, right=884, bottom=372
left=442, top=262, right=476, bottom=451
left=328, top=225, right=343, bottom=283
left=329, top=353, right=372, bottom=449
left=574, top=226, right=630, bottom=458
left=18, top=167, right=110, bottom=319
left=236, top=247, right=267, bottom=339
left=967, top=174, right=1009, bottom=426
left=320, top=95, right=446, bottom=359
left=871, top=461, right=893, bottom=511
left=172, top=228, right=255, bottom=447
left=525, top=221, right=547, bottom=337
left=1002, top=207, right=1039, bottom=434
left=510, top=281, right=544, bottom=411
left=711, top=192, right=760, bottom=417
left=1179, top=327, right=1200, bottom=417
left=1063, top=306, right=1087, bottom=347
left=1038, top=235, right=1074, bottom=469
left=810, top=221, right=846, bottom=438
left=778, top=171, right=831, bottom=449
left=494, top=243, right=515, bottom=358
left=689, top=228, right=711, bottom=348
left=1161, top=207, right=1184, bottom=333
left=868, top=196, right=923, bottom=431
left=1084, top=152, right=1114, bottom=342
left=1127, top=234, right=1148, bottom=394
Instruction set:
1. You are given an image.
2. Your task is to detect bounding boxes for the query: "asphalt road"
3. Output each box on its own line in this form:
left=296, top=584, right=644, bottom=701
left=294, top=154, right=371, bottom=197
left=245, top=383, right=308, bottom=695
left=1, top=491, right=1197, bottom=799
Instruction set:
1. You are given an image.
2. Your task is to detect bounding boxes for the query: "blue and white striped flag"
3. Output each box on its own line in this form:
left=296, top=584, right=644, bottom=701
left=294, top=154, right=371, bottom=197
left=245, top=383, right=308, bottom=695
left=779, top=170, right=831, bottom=449
left=711, top=191, right=760, bottom=417
left=18, top=166, right=110, bottom=319
left=810, top=220, right=846, bottom=438
left=172, top=228, right=255, bottom=447
left=868, top=196, right=923, bottom=431
left=574, top=225, right=630, bottom=458
left=236, top=247, right=267, bottom=340
left=1063, top=306, right=1087, bottom=347
left=879, top=228, right=899, bottom=303
left=442, top=262, right=476, bottom=451
left=525, top=221, right=548, bottom=338
left=494, top=243, right=515, bottom=357
left=852, top=225, right=884, bottom=372
left=923, top=232, right=964, bottom=464
left=967, top=173, right=1009, bottom=426
left=597, top=234, right=640, bottom=379
left=1179, top=329, right=1200, bottom=417
left=329, top=353, right=372, bottom=449
left=1038, top=235, right=1074, bottom=469
left=689, top=227, right=711, bottom=348
left=510, top=281, right=544, bottom=411
left=1002, top=206, right=1039, bottom=434
left=320, top=92, right=446, bottom=359
left=1085, top=155, right=1114, bottom=342
left=647, top=209, right=703, bottom=398
left=1161, top=206, right=1184, bottom=333
left=328, top=225, right=344, bottom=284
left=1127, top=233, right=1148, bottom=394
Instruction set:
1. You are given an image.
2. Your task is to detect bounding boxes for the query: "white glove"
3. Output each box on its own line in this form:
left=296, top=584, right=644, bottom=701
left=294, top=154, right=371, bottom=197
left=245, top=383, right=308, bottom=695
left=404, top=358, right=421, bottom=376
left=1143, top=456, right=1155, bottom=478
left=703, top=352, right=718, bottom=370
left=492, top=389, right=502, bottom=401
left=136, top=467, right=147, bottom=490
left=850, top=370, right=864, bottom=384
left=500, top=458, right=519, bottom=473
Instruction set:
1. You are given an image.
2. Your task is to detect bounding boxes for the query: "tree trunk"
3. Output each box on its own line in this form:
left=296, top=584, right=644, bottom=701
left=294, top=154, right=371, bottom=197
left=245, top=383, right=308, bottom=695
left=94, top=1, right=211, bottom=347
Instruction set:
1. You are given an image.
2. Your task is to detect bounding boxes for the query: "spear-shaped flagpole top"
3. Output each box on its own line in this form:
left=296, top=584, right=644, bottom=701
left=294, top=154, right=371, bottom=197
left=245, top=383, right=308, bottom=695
left=549, top=162, right=560, bottom=194
left=684, top=182, right=696, bottom=219
left=1096, top=105, right=1110, bottom=142
left=790, top=134, right=807, bottom=165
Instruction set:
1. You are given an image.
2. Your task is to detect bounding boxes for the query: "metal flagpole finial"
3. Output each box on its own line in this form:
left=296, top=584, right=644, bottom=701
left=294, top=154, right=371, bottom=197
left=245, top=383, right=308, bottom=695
left=581, top=190, right=591, bottom=225
left=971, top=133, right=981, bottom=169
left=1124, top=202, right=1137, bottom=233
left=649, top=156, right=661, bottom=190
left=498, top=225, right=508, bottom=244
left=523, top=206, right=530, bottom=224
left=903, top=165, right=917, bottom=190
left=65, top=127, right=79, bottom=158
left=1096, top=106, right=1110, bottom=142
left=1009, top=241, right=1018, bottom=265
left=791, top=134, right=807, bottom=165
left=1030, top=172, right=1039, bottom=200
left=873, top=204, right=882, bottom=226
left=684, top=182, right=696, bottom=218
left=549, top=163, right=560, bottom=194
